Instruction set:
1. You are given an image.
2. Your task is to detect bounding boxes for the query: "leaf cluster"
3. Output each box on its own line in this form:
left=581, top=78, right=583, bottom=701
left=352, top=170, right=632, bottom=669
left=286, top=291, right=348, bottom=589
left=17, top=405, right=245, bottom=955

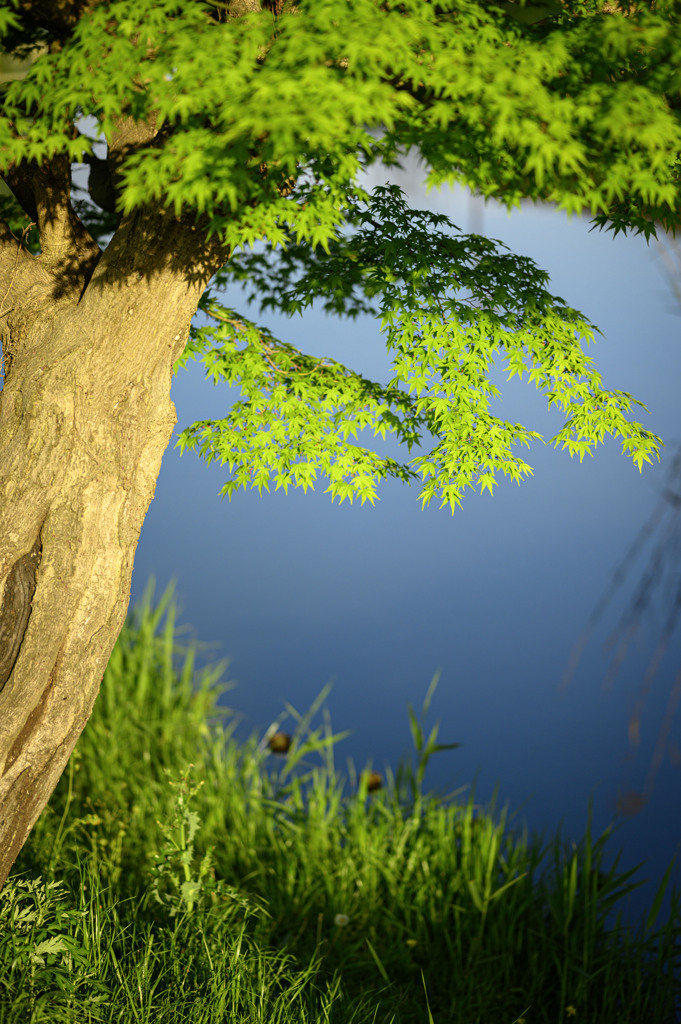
left=175, top=294, right=427, bottom=506
left=180, top=185, right=662, bottom=512
left=2, top=0, right=681, bottom=244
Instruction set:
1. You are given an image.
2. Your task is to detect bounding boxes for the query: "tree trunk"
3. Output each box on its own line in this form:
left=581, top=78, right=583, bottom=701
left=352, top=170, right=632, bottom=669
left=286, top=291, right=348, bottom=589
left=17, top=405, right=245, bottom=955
left=0, top=203, right=221, bottom=887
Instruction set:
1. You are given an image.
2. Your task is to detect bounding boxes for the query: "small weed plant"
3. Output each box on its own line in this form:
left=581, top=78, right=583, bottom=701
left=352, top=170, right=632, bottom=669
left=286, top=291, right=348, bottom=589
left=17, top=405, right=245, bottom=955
left=2, top=582, right=679, bottom=1023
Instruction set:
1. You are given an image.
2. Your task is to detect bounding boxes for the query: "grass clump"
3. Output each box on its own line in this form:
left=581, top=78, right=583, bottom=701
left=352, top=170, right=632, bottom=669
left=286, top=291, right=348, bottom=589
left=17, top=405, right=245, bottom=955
left=3, top=581, right=680, bottom=1024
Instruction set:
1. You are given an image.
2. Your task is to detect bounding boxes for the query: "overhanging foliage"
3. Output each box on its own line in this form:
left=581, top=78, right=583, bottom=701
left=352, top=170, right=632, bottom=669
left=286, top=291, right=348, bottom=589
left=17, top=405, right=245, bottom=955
left=1, top=0, right=678, bottom=510
left=180, top=184, right=662, bottom=510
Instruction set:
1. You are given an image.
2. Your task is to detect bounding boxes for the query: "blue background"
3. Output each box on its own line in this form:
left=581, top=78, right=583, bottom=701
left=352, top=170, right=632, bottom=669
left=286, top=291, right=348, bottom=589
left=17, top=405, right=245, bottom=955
left=130, top=159, right=681, bottom=926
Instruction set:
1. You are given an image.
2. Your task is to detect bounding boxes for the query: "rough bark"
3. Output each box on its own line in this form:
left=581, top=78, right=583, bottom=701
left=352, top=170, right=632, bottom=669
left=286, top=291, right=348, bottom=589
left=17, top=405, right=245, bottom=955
left=0, top=158, right=226, bottom=887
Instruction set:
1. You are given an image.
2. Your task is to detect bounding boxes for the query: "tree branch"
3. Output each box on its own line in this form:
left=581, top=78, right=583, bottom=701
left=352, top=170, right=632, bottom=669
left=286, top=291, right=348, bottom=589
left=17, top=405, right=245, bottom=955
left=0, top=220, right=42, bottom=312
left=3, top=155, right=101, bottom=289
left=0, top=221, right=35, bottom=316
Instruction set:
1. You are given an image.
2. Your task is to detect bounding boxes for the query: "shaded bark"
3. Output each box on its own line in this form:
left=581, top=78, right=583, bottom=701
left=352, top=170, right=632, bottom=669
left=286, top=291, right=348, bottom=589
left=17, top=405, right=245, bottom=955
left=0, top=162, right=227, bottom=886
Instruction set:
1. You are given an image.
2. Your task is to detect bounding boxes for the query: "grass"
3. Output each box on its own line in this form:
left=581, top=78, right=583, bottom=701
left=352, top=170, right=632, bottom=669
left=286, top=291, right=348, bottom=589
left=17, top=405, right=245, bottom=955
left=2, top=581, right=679, bottom=1024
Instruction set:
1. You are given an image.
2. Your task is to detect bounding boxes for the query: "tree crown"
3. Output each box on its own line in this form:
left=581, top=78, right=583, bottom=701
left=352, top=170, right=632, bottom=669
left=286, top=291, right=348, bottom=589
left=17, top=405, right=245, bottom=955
left=1, top=0, right=678, bottom=510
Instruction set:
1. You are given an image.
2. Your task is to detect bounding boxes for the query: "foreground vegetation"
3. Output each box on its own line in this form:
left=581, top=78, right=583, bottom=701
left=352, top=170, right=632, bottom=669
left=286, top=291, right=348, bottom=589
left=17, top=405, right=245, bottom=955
left=1, top=584, right=679, bottom=1024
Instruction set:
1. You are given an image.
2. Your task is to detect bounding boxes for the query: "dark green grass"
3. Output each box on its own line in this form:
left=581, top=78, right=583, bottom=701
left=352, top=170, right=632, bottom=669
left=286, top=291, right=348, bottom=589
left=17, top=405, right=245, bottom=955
left=2, top=582, right=679, bottom=1023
